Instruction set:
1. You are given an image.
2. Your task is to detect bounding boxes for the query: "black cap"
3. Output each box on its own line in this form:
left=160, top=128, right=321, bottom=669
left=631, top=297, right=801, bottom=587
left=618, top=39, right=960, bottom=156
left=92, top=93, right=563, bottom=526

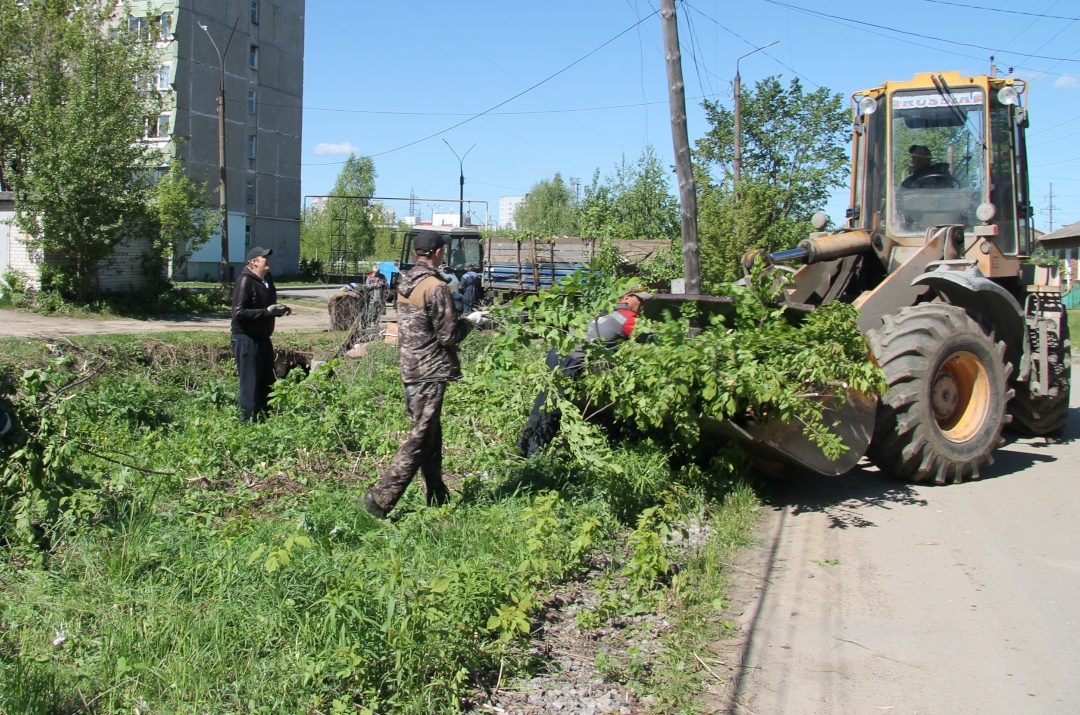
left=412, top=230, right=447, bottom=253
left=246, top=246, right=272, bottom=261
left=909, top=144, right=931, bottom=157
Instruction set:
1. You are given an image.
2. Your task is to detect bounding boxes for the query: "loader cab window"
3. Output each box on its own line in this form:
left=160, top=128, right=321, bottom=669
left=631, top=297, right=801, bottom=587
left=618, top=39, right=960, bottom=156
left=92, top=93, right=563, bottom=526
left=889, top=88, right=986, bottom=237
left=989, top=95, right=1024, bottom=255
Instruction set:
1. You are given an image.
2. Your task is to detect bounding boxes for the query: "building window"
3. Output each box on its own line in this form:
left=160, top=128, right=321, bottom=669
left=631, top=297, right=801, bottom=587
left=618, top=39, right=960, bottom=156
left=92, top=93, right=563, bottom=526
left=127, top=16, right=148, bottom=40
left=250, top=1, right=260, bottom=24
left=245, top=178, right=255, bottom=204
left=143, top=113, right=170, bottom=139
left=159, top=12, right=173, bottom=40
left=247, top=89, right=257, bottom=113
left=248, top=45, right=259, bottom=70
left=245, top=223, right=252, bottom=247
left=246, top=134, right=257, bottom=159
left=156, top=63, right=171, bottom=90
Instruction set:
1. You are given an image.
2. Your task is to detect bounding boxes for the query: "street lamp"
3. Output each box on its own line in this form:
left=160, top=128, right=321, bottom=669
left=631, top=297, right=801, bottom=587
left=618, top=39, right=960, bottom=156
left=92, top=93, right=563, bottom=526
left=733, top=40, right=778, bottom=185
left=200, top=21, right=235, bottom=285
left=442, top=139, right=476, bottom=228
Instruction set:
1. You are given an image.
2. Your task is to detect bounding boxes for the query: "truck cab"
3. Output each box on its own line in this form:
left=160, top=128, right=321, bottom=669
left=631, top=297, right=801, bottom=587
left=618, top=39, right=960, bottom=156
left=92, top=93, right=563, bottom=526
left=394, top=226, right=484, bottom=288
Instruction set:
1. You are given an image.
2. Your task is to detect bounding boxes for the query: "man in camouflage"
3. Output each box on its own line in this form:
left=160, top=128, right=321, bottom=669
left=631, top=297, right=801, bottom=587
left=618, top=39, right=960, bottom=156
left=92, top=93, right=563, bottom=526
left=363, top=230, right=486, bottom=518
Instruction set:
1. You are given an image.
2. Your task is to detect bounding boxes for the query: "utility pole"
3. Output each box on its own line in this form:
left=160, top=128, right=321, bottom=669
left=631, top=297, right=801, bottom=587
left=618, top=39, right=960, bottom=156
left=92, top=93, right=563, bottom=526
left=733, top=41, right=777, bottom=185
left=443, top=139, right=476, bottom=228
left=659, top=0, right=700, bottom=294
left=200, top=19, right=238, bottom=286
left=1048, top=182, right=1055, bottom=232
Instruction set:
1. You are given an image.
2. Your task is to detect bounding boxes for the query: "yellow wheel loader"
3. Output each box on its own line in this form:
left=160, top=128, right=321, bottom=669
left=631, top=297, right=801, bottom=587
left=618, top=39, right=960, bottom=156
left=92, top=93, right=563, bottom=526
left=714, top=72, right=1070, bottom=484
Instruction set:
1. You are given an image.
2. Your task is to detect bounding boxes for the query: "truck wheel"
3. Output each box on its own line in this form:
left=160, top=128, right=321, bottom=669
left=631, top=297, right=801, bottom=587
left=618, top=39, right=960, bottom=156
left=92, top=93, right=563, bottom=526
left=1009, top=319, right=1071, bottom=436
left=867, top=304, right=1012, bottom=485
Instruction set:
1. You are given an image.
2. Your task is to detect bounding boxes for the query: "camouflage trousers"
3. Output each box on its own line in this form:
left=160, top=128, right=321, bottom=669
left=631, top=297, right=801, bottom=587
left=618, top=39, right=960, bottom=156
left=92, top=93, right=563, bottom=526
left=368, top=381, right=450, bottom=513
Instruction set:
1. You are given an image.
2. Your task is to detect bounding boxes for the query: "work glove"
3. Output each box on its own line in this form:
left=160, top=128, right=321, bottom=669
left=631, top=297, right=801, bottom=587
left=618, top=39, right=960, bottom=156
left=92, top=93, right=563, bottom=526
left=267, top=303, right=290, bottom=317
left=464, top=310, right=489, bottom=326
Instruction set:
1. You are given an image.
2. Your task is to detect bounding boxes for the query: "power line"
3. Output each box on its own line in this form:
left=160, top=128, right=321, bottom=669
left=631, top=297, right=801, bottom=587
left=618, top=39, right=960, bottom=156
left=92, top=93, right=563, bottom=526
left=920, top=0, right=1079, bottom=22
left=1039, top=154, right=1080, bottom=167
left=363, top=9, right=660, bottom=159
left=760, top=0, right=1080, bottom=64
left=1030, top=114, right=1080, bottom=137
left=681, top=0, right=712, bottom=100
left=682, top=1, right=821, bottom=89
left=1030, top=128, right=1080, bottom=147
left=233, top=95, right=721, bottom=117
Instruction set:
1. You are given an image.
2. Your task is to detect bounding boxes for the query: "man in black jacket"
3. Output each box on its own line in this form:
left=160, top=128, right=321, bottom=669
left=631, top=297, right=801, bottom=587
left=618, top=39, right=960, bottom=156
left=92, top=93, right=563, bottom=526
left=231, top=247, right=291, bottom=421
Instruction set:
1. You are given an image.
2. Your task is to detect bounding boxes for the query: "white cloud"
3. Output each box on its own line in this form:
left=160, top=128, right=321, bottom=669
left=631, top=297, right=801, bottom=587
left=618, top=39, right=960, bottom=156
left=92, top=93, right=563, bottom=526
left=1054, top=75, right=1080, bottom=89
left=313, top=141, right=358, bottom=156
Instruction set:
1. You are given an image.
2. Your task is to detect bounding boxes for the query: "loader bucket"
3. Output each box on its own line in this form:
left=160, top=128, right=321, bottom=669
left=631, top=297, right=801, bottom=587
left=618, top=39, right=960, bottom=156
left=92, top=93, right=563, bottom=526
left=703, top=387, right=878, bottom=476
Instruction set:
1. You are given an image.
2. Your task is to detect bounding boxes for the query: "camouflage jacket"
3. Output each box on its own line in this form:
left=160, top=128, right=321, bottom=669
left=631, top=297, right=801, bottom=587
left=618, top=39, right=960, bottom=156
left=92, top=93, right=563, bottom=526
left=396, top=263, right=472, bottom=384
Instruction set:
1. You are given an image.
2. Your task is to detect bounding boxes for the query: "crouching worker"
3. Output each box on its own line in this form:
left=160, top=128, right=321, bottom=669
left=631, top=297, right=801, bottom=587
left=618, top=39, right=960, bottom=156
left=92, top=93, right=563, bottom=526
left=516, top=290, right=647, bottom=457
left=363, top=231, right=487, bottom=519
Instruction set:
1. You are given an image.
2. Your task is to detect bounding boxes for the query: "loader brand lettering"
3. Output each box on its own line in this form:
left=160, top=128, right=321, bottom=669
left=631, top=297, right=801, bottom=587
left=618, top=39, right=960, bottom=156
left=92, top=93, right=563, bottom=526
left=894, top=91, right=984, bottom=110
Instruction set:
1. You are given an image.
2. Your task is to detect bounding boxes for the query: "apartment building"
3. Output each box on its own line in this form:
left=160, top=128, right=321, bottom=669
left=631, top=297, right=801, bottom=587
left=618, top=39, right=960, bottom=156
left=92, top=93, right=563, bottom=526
left=134, top=0, right=305, bottom=280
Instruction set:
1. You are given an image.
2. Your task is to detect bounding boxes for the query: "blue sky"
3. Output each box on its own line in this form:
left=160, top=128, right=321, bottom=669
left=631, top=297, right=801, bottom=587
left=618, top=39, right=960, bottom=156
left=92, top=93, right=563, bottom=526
left=300, top=0, right=1080, bottom=234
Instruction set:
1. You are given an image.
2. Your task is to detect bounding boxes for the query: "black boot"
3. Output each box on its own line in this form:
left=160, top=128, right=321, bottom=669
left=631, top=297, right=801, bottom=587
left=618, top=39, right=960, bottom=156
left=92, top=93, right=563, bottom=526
left=426, top=482, right=451, bottom=507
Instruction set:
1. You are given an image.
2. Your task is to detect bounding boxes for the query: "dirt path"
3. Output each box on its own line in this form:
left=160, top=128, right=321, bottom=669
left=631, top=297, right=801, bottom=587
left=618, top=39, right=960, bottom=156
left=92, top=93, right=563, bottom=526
left=718, top=365, right=1080, bottom=714
left=0, top=302, right=331, bottom=338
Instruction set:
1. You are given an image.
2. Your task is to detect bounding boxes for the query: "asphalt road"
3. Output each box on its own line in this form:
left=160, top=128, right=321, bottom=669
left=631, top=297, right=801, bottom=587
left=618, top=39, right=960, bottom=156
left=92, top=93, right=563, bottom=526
left=719, top=365, right=1080, bottom=714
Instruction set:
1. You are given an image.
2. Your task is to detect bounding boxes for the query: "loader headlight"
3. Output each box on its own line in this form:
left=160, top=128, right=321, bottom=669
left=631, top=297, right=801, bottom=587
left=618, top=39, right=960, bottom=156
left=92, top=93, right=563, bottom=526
left=858, top=96, right=878, bottom=115
left=997, top=86, right=1019, bottom=106
left=976, top=202, right=997, bottom=222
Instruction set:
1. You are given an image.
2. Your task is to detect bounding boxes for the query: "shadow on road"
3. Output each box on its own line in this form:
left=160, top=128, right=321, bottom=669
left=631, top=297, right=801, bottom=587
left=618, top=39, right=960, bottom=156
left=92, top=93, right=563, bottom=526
left=756, top=466, right=927, bottom=530
left=753, top=404, right=1078, bottom=530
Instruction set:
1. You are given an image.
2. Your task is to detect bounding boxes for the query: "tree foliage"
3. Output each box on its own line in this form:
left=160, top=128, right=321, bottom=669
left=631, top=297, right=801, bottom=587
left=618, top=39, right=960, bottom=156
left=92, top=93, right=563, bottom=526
left=579, top=147, right=680, bottom=240
left=0, top=0, right=34, bottom=192
left=694, top=76, right=849, bottom=285
left=147, top=160, right=216, bottom=280
left=301, top=153, right=390, bottom=266
left=514, top=172, right=580, bottom=237
left=5, top=0, right=159, bottom=300
left=512, top=148, right=680, bottom=245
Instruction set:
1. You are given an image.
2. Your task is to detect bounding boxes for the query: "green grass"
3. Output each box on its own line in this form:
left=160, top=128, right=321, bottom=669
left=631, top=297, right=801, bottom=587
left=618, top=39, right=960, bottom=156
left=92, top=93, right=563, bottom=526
left=7, top=285, right=231, bottom=319
left=0, top=333, right=758, bottom=713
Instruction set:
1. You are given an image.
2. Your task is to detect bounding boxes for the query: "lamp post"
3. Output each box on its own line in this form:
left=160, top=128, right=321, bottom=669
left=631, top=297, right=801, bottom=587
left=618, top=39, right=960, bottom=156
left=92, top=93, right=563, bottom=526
left=200, top=21, right=235, bottom=285
left=442, top=139, right=476, bottom=228
left=733, top=40, right=778, bottom=185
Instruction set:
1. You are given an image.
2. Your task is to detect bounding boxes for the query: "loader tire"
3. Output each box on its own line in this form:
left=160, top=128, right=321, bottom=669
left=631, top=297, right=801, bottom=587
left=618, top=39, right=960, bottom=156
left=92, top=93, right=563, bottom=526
left=1008, top=319, right=1071, bottom=437
left=867, top=304, right=1012, bottom=485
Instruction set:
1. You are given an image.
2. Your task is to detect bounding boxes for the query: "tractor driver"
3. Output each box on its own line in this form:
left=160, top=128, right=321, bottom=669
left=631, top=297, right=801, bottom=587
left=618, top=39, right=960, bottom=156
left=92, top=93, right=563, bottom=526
left=902, top=144, right=956, bottom=189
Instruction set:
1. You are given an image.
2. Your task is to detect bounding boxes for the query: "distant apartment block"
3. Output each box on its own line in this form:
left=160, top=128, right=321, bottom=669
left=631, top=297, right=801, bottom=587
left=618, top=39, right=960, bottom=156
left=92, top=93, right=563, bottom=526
left=135, top=0, right=305, bottom=280
left=499, top=196, right=525, bottom=230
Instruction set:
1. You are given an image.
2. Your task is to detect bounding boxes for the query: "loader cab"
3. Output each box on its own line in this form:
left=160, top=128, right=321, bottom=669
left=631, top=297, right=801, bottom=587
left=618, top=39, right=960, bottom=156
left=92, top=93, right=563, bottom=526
left=394, top=226, right=484, bottom=287
left=850, top=72, right=1033, bottom=269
